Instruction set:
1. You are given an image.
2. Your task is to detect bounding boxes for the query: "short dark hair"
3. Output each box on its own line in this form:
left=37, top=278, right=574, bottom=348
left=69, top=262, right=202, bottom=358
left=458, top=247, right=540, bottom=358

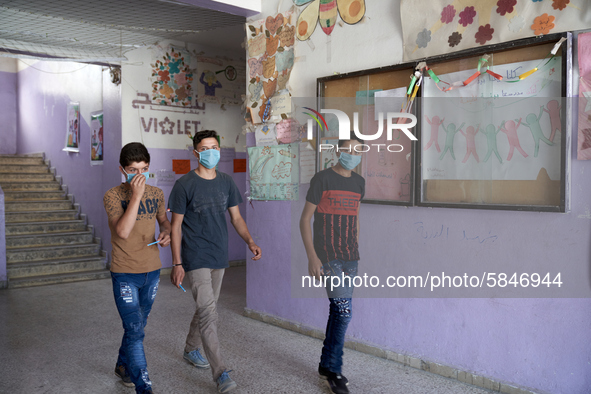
left=338, top=131, right=364, bottom=147
left=193, top=130, right=219, bottom=150
left=120, top=142, right=150, bottom=167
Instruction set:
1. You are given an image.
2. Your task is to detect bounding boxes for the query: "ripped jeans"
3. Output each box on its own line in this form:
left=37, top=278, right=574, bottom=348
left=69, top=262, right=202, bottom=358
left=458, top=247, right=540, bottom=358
left=320, top=259, right=358, bottom=375
left=111, top=269, right=160, bottom=393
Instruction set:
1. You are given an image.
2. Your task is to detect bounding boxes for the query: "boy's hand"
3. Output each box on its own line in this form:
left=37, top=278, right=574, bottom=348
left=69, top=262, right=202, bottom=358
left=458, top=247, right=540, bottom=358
left=129, top=173, right=146, bottom=197
left=248, top=242, right=262, bottom=260
left=170, top=265, right=185, bottom=288
left=156, top=231, right=170, bottom=247
left=308, top=256, right=324, bottom=281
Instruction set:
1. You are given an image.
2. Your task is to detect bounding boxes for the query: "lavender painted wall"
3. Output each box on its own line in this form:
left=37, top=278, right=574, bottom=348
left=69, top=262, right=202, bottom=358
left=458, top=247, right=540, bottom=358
left=0, top=186, right=6, bottom=286
left=15, top=62, right=121, bottom=259
left=0, top=67, right=17, bottom=155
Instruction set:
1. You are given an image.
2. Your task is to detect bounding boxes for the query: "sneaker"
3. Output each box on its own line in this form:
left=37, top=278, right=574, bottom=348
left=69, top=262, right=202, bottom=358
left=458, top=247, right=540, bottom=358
left=326, top=371, right=349, bottom=394
left=318, top=364, right=348, bottom=386
left=114, top=364, right=135, bottom=388
left=216, top=369, right=237, bottom=393
left=183, top=348, right=210, bottom=369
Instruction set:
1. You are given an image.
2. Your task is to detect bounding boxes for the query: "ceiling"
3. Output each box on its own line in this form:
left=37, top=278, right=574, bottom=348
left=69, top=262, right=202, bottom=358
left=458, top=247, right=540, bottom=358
left=0, top=0, right=247, bottom=63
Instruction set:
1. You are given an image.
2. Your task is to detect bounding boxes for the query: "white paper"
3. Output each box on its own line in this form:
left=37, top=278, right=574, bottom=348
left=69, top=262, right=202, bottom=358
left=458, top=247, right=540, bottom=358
left=255, top=123, right=278, bottom=146
left=299, top=142, right=316, bottom=184
left=374, top=87, right=408, bottom=121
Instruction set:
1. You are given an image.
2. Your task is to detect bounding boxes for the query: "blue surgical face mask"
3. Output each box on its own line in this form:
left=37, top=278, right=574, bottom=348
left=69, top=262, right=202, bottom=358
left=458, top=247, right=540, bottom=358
left=196, top=149, right=220, bottom=169
left=338, top=152, right=361, bottom=170
left=122, top=169, right=149, bottom=183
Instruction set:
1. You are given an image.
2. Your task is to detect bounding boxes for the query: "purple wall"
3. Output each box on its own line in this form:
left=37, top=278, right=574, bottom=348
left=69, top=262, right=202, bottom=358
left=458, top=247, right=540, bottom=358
left=16, top=63, right=121, bottom=258
left=0, top=186, right=6, bottom=286
left=146, top=147, right=248, bottom=267
left=245, top=133, right=591, bottom=391
left=0, top=70, right=17, bottom=154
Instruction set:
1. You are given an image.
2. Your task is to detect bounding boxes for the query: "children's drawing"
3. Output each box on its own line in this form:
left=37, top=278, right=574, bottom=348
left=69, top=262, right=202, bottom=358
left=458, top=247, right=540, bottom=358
left=482, top=123, right=502, bottom=164
left=246, top=12, right=295, bottom=124
left=199, top=71, right=222, bottom=98
left=63, top=102, right=80, bottom=153
left=440, top=122, right=464, bottom=160
left=248, top=145, right=299, bottom=200
left=500, top=119, right=528, bottom=161
left=90, top=112, right=103, bottom=165
left=294, top=0, right=366, bottom=41
left=196, top=55, right=245, bottom=106
left=460, top=125, right=480, bottom=163
left=520, top=106, right=554, bottom=157
left=424, top=115, right=443, bottom=153
left=542, top=99, right=561, bottom=142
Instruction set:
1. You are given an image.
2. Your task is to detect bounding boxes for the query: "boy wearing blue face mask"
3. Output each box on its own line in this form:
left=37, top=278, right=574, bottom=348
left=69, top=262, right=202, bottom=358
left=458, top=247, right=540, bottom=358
left=103, top=142, right=171, bottom=393
left=168, top=130, right=261, bottom=393
left=300, top=133, right=365, bottom=394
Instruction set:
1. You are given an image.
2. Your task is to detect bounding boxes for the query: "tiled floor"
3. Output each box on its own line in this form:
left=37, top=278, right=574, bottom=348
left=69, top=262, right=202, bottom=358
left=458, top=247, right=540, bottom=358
left=0, top=266, right=491, bottom=393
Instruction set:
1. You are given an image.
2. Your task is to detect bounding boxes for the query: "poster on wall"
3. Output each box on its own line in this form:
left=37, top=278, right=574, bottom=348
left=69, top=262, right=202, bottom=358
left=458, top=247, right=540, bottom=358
left=248, top=144, right=299, bottom=200
left=90, top=111, right=103, bottom=165
left=196, top=55, right=246, bottom=106
left=63, top=102, right=80, bottom=153
left=245, top=11, right=296, bottom=125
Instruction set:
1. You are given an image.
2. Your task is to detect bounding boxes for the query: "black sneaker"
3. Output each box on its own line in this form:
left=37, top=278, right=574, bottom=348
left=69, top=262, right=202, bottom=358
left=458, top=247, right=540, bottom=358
left=318, top=364, right=349, bottom=385
left=114, top=364, right=135, bottom=387
left=325, top=371, right=349, bottom=394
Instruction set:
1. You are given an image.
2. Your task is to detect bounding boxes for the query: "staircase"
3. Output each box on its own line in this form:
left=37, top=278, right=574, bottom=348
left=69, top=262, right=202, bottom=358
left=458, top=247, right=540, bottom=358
left=0, top=153, right=110, bottom=288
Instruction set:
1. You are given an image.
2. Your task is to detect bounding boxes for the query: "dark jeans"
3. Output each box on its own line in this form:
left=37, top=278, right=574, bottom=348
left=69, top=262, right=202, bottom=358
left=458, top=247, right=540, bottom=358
left=320, top=259, right=358, bottom=374
left=111, top=269, right=160, bottom=393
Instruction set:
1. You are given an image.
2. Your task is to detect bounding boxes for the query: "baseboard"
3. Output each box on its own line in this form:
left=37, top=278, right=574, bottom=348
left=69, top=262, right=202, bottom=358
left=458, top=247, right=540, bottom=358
left=243, top=308, right=540, bottom=394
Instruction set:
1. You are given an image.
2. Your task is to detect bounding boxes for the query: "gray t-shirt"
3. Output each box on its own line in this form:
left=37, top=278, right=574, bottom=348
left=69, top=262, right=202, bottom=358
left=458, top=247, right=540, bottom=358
left=168, top=170, right=242, bottom=271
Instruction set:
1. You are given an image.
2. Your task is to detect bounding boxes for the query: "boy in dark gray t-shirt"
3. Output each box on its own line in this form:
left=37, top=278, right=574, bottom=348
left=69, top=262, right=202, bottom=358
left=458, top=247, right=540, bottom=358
left=168, top=130, right=261, bottom=394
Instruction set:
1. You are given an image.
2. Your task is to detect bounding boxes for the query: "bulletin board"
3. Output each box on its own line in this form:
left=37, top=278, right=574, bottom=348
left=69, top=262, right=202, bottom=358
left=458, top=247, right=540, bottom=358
left=317, top=62, right=418, bottom=206
left=418, top=32, right=570, bottom=212
left=316, top=32, right=571, bottom=212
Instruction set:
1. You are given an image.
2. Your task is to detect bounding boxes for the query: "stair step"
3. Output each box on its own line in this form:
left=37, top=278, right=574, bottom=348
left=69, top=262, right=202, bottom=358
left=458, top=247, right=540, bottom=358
left=6, top=210, right=79, bottom=223
left=0, top=155, right=45, bottom=165
left=6, top=220, right=87, bottom=235
left=4, top=190, right=67, bottom=201
left=7, top=243, right=101, bottom=263
left=0, top=173, right=55, bottom=182
left=6, top=231, right=94, bottom=248
left=8, top=269, right=111, bottom=289
left=0, top=164, right=49, bottom=174
left=7, top=256, right=107, bottom=279
left=5, top=200, right=72, bottom=212
left=0, top=182, right=61, bottom=191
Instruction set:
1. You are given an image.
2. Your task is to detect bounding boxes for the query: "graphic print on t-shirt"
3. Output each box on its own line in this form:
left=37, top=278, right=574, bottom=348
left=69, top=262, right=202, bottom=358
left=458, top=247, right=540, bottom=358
left=316, top=190, right=360, bottom=216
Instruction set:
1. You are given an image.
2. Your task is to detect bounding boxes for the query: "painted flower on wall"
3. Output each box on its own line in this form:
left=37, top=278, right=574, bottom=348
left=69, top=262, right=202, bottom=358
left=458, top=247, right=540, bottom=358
left=531, top=13, right=555, bottom=35
left=448, top=32, right=462, bottom=47
left=508, top=15, right=525, bottom=32
left=416, top=28, right=432, bottom=49
left=151, top=46, right=194, bottom=106
left=496, top=0, right=517, bottom=16
left=158, top=70, right=170, bottom=83
left=475, top=24, right=494, bottom=45
left=552, top=0, right=569, bottom=10
left=458, top=6, right=476, bottom=27
left=440, top=5, right=456, bottom=24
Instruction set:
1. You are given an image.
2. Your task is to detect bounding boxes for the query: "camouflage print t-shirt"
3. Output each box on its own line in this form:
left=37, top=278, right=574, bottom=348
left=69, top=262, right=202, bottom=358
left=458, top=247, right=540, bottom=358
left=103, top=184, right=165, bottom=273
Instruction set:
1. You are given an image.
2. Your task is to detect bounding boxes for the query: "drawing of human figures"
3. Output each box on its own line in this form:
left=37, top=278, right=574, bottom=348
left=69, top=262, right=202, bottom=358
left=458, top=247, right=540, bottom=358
left=542, top=99, right=562, bottom=142
left=439, top=122, right=464, bottom=160
left=460, top=125, right=480, bottom=163
left=500, top=119, right=528, bottom=161
left=481, top=123, right=503, bottom=164
left=520, top=106, right=554, bottom=157
left=424, top=115, right=444, bottom=153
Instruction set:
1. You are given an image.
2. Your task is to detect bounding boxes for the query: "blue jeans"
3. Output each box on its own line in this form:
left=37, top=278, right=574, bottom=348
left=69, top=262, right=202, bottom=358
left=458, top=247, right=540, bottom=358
left=320, top=259, right=358, bottom=374
left=111, top=270, right=160, bottom=393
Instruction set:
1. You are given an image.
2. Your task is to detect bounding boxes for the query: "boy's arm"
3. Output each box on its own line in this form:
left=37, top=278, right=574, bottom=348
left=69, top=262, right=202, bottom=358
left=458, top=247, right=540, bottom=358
left=170, top=212, right=185, bottom=287
left=155, top=212, right=171, bottom=247
left=109, top=175, right=145, bottom=239
left=300, top=201, right=322, bottom=281
left=228, top=206, right=261, bottom=260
